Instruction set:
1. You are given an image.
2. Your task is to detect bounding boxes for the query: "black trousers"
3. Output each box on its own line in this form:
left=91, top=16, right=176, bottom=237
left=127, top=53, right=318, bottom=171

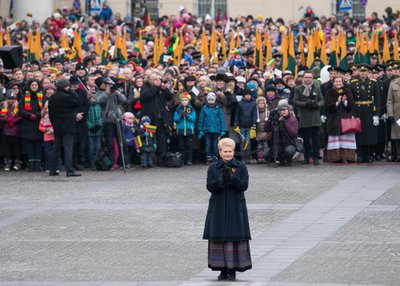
left=2, top=136, right=21, bottom=161
left=156, top=119, right=168, bottom=165
left=300, top=127, right=320, bottom=159
left=178, top=135, right=193, bottom=163
left=50, top=134, right=74, bottom=173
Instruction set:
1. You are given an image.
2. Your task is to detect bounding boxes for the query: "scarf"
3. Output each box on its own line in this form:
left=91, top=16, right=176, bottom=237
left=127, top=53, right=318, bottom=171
left=0, top=103, right=19, bottom=117
left=24, top=90, right=43, bottom=111
left=302, top=83, right=313, bottom=97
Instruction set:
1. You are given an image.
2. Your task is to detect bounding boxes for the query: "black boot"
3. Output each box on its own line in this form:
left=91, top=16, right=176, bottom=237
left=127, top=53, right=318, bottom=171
left=227, top=269, right=236, bottom=281
left=217, top=269, right=228, bottom=281
left=28, top=160, right=34, bottom=172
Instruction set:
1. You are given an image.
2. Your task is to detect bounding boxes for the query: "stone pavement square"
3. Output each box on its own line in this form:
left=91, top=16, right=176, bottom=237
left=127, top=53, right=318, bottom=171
left=0, top=163, right=399, bottom=285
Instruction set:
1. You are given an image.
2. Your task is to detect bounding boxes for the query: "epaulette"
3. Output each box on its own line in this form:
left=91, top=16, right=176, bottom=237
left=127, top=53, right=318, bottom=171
left=351, top=79, right=358, bottom=83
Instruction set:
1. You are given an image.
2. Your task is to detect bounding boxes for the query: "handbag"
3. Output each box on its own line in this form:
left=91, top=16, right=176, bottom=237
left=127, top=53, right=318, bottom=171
left=340, top=117, right=362, bottom=134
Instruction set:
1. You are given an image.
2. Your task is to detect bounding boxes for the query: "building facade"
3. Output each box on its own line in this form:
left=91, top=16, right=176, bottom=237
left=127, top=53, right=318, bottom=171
left=0, top=0, right=398, bottom=24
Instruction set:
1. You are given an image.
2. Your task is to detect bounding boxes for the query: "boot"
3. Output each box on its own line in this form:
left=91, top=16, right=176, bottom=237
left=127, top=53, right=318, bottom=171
left=28, top=160, right=35, bottom=172
left=227, top=269, right=236, bottom=281
left=217, top=269, right=228, bottom=281
left=35, top=160, right=42, bottom=172
left=206, top=156, right=212, bottom=165
left=4, top=160, right=11, bottom=172
left=13, top=160, right=22, bottom=171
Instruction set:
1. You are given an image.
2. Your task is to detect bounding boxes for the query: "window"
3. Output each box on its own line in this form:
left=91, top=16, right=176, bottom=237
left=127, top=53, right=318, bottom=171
left=198, top=0, right=227, bottom=18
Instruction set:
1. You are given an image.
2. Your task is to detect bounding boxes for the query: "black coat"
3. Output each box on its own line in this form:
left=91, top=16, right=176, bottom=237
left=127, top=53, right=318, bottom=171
left=325, top=87, right=354, bottom=136
left=19, top=90, right=43, bottom=141
left=203, top=158, right=251, bottom=241
left=140, top=83, right=173, bottom=126
left=49, top=87, right=82, bottom=136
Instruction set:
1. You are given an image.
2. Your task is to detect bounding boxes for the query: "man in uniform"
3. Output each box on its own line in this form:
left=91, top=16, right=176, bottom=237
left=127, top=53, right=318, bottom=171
left=350, top=64, right=381, bottom=163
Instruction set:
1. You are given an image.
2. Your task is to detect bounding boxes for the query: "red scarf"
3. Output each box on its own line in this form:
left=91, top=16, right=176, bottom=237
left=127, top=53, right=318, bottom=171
left=24, top=90, right=43, bottom=111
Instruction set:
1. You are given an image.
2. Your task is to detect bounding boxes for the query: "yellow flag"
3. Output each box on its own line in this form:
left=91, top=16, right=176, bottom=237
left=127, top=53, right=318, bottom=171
left=5, top=29, right=11, bottom=46
left=220, top=33, right=226, bottom=62
left=307, top=32, right=314, bottom=68
left=210, top=30, right=217, bottom=63
left=320, top=34, right=327, bottom=66
left=201, top=30, right=209, bottom=64
left=153, top=33, right=158, bottom=65
left=264, top=31, right=272, bottom=63
left=35, top=32, right=41, bottom=60
left=281, top=32, right=288, bottom=71
left=229, top=32, right=235, bottom=56
left=158, top=30, right=164, bottom=59
left=61, top=33, right=69, bottom=49
left=235, top=33, right=241, bottom=48
left=382, top=32, right=390, bottom=63
left=393, top=31, right=399, bottom=60
left=121, top=31, right=128, bottom=60
left=298, top=33, right=305, bottom=65
left=0, top=31, right=3, bottom=47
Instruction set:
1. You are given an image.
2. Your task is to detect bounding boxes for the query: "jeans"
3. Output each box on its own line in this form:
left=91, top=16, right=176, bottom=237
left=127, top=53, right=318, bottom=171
left=26, top=139, right=42, bottom=163
left=140, top=151, right=153, bottom=167
left=265, top=144, right=296, bottom=163
left=88, top=135, right=102, bottom=163
left=205, top=133, right=219, bottom=158
left=44, top=141, right=61, bottom=170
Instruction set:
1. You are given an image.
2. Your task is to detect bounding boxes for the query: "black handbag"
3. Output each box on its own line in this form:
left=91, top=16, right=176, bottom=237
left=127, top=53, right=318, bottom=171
left=165, top=152, right=184, bottom=167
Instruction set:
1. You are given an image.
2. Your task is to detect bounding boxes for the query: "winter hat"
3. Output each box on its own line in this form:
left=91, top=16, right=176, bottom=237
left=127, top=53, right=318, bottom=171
left=140, top=116, right=151, bottom=125
left=256, top=97, right=268, bottom=123
left=6, top=90, right=17, bottom=100
left=236, top=76, right=246, bottom=84
left=123, top=112, right=135, bottom=121
left=56, top=78, right=70, bottom=89
left=69, top=75, right=80, bottom=85
left=243, top=88, right=252, bottom=96
left=278, top=99, right=291, bottom=111
left=44, top=83, right=56, bottom=91
left=206, top=92, right=216, bottom=101
left=179, top=91, right=191, bottom=101
left=247, top=82, right=257, bottom=90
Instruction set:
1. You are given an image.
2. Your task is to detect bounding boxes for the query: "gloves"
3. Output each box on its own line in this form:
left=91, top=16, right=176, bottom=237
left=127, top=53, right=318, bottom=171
left=305, top=101, right=314, bottom=109
left=312, top=102, right=319, bottom=109
left=180, top=111, right=188, bottom=118
left=320, top=115, right=327, bottom=124
left=197, top=131, right=204, bottom=140
left=233, top=125, right=240, bottom=134
left=8, top=119, right=14, bottom=127
left=222, top=165, right=233, bottom=183
left=144, top=131, right=149, bottom=136
left=372, top=116, right=379, bottom=126
left=388, top=116, right=395, bottom=124
left=220, top=131, right=226, bottom=137
left=250, top=127, right=256, bottom=139
left=6, top=117, right=13, bottom=123
left=381, top=113, right=389, bottom=120
left=29, top=114, right=37, bottom=121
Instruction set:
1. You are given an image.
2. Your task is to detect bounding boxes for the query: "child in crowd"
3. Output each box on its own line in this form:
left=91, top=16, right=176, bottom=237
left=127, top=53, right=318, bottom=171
left=198, top=92, right=226, bottom=164
left=234, top=88, right=257, bottom=163
left=39, top=101, right=60, bottom=172
left=255, top=96, right=271, bottom=164
left=86, top=94, right=103, bottom=169
left=173, top=92, right=196, bottom=165
left=0, top=91, right=22, bottom=171
left=137, top=116, right=155, bottom=168
left=122, top=112, right=139, bottom=168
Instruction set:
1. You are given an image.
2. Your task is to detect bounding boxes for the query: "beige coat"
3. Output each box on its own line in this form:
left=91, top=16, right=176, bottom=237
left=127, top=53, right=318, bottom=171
left=387, top=78, right=400, bottom=140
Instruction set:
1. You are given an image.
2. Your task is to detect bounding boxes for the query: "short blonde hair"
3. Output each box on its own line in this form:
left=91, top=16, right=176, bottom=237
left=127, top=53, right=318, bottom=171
left=218, top=138, right=235, bottom=151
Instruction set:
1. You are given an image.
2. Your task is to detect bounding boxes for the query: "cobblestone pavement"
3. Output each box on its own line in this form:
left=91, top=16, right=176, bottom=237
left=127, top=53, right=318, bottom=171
left=0, top=163, right=399, bottom=286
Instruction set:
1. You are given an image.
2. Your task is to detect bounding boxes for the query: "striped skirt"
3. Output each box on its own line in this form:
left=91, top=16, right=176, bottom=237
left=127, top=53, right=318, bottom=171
left=208, top=241, right=252, bottom=272
left=325, top=133, right=357, bottom=162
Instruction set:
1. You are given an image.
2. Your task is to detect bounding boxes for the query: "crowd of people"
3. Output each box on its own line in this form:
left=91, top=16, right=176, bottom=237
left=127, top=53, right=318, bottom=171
left=0, top=3, right=400, bottom=176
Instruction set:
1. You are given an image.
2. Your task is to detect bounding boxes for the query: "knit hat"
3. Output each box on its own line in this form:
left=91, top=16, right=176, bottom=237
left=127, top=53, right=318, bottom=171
left=256, top=97, right=268, bottom=123
left=247, top=82, right=257, bottom=90
left=44, top=83, right=56, bottom=91
left=236, top=76, right=246, bottom=84
left=69, top=75, right=80, bottom=85
left=6, top=90, right=17, bottom=100
left=56, top=78, right=70, bottom=89
left=278, top=99, right=291, bottom=111
left=123, top=112, right=135, bottom=121
left=206, top=92, right=216, bottom=101
left=179, top=91, right=191, bottom=100
left=140, top=116, right=151, bottom=125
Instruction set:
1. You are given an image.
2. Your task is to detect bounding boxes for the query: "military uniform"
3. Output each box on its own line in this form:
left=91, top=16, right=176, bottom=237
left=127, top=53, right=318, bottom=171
left=350, top=72, right=381, bottom=162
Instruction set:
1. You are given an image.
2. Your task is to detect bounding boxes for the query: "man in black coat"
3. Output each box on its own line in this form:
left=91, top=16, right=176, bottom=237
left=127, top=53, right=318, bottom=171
left=48, top=79, right=82, bottom=177
left=140, top=73, right=173, bottom=166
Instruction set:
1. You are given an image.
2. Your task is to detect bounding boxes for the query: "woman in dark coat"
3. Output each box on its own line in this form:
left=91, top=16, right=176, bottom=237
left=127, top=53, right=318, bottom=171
left=19, top=80, right=44, bottom=171
left=324, top=76, right=357, bottom=163
left=203, top=138, right=252, bottom=281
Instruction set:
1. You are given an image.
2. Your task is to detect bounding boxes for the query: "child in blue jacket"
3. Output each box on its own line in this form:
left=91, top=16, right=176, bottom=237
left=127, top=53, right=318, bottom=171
left=198, top=92, right=226, bottom=164
left=173, top=92, right=196, bottom=165
left=122, top=112, right=139, bottom=168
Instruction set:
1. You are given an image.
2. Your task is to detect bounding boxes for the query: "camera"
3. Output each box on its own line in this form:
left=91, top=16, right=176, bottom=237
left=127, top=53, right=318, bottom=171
left=269, top=109, right=280, bottom=122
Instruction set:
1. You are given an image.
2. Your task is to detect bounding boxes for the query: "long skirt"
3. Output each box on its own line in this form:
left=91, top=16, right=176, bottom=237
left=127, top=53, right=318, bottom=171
left=325, top=133, right=357, bottom=162
left=208, top=241, right=252, bottom=272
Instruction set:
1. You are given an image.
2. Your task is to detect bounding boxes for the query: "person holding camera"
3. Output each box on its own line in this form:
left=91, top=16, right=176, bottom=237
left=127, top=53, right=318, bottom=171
left=293, top=70, right=324, bottom=165
left=264, top=103, right=299, bottom=166
left=96, top=77, right=127, bottom=169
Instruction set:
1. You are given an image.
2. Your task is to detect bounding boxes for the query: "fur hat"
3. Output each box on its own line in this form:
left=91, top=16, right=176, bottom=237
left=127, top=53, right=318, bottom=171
left=256, top=97, right=268, bottom=123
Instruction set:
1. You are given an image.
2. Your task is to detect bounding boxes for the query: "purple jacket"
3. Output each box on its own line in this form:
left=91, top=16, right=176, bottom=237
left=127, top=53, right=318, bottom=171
left=265, top=113, right=298, bottom=146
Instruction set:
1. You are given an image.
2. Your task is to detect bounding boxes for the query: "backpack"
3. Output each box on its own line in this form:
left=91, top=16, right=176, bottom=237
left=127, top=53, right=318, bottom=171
left=165, top=152, right=183, bottom=168
left=95, top=147, right=113, bottom=171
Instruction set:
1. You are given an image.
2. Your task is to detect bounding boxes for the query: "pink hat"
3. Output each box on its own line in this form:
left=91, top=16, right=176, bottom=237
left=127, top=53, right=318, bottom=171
left=44, top=83, right=56, bottom=91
